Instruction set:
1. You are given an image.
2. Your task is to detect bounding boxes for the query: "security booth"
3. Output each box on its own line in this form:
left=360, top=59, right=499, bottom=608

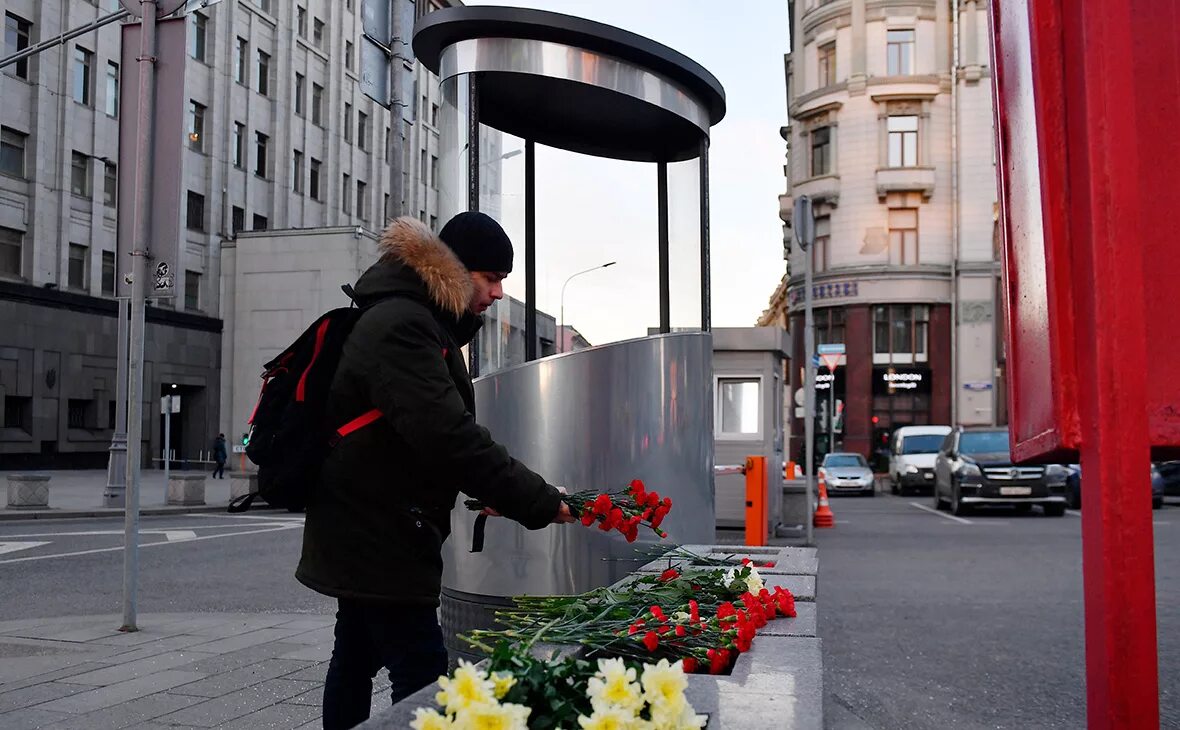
left=411, top=6, right=727, bottom=663
left=711, top=327, right=789, bottom=531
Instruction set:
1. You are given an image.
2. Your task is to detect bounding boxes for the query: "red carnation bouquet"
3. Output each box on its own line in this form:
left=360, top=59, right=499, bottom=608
left=465, top=479, right=672, bottom=543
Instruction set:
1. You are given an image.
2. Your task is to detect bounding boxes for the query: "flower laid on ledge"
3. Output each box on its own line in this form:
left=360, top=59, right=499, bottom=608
left=466, top=479, right=673, bottom=543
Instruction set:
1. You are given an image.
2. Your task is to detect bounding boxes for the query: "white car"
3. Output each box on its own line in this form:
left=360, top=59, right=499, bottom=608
left=888, top=425, right=952, bottom=496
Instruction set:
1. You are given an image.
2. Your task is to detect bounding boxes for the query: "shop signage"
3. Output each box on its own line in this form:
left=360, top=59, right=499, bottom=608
left=872, top=366, right=931, bottom=396
left=789, top=281, right=859, bottom=306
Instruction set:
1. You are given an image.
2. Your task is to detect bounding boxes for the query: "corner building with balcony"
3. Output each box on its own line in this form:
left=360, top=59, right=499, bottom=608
left=761, top=0, right=1006, bottom=467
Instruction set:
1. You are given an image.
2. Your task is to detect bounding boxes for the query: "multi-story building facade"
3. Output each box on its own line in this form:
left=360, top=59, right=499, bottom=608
left=760, top=0, right=1004, bottom=467
left=0, top=0, right=460, bottom=467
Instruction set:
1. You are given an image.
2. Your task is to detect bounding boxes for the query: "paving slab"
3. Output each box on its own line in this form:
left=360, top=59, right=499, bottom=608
left=153, top=678, right=314, bottom=727
left=214, top=701, right=321, bottom=730
left=35, top=670, right=208, bottom=714
left=0, top=705, right=74, bottom=729
left=0, top=681, right=92, bottom=713
left=62, top=651, right=216, bottom=687
left=37, top=691, right=206, bottom=730
left=183, top=642, right=312, bottom=674
left=169, top=660, right=317, bottom=698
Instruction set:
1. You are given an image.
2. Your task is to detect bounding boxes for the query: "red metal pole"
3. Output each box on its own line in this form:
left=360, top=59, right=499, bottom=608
left=1062, top=1, right=1159, bottom=725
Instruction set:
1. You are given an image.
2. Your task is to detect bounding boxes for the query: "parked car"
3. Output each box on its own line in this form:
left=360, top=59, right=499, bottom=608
left=1156, top=461, right=1180, bottom=497
left=933, top=427, right=1070, bottom=516
left=1065, top=463, right=1164, bottom=510
left=888, top=425, right=952, bottom=496
left=820, top=452, right=875, bottom=497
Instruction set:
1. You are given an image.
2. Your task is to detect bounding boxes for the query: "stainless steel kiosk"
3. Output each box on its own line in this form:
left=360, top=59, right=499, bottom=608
left=412, top=6, right=727, bottom=662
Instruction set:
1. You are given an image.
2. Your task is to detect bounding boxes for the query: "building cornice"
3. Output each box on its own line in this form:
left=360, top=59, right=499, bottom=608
left=0, top=281, right=223, bottom=334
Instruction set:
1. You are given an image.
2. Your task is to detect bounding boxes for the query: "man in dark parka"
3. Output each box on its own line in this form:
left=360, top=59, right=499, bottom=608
left=297, top=213, right=574, bottom=729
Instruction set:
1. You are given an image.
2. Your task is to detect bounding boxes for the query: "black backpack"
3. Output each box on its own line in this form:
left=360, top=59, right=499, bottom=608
left=228, top=285, right=385, bottom=513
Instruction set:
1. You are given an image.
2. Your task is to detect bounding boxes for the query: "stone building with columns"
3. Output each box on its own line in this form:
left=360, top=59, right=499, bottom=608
left=761, top=0, right=1005, bottom=467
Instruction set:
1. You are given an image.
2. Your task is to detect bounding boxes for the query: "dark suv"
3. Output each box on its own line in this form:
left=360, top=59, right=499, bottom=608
left=933, top=427, right=1070, bottom=517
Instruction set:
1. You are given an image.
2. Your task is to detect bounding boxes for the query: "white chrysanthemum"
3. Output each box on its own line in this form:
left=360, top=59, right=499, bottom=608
left=435, top=660, right=495, bottom=715
left=671, top=611, right=690, bottom=623
left=744, top=566, right=765, bottom=594
left=576, top=705, right=638, bottom=730
left=640, top=658, right=688, bottom=709
left=587, top=657, right=643, bottom=714
left=411, top=707, right=455, bottom=730
left=453, top=700, right=531, bottom=730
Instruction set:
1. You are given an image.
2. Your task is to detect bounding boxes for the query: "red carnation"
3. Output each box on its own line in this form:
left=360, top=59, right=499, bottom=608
left=707, top=648, right=730, bottom=675
left=762, top=561, right=776, bottom=568
left=675, top=625, right=687, bottom=637
left=741, top=558, right=752, bottom=566
left=593, top=494, right=612, bottom=514
left=650, top=605, right=667, bottom=622
left=580, top=512, right=596, bottom=527
left=645, top=492, right=660, bottom=508
left=689, top=599, right=700, bottom=623
left=682, top=657, right=699, bottom=674
left=643, top=631, right=659, bottom=652
left=630, top=479, right=646, bottom=496
left=773, top=586, right=797, bottom=618
left=623, top=525, right=639, bottom=543
left=659, top=568, right=680, bottom=583
left=650, top=505, right=670, bottom=529
left=717, top=602, right=737, bottom=621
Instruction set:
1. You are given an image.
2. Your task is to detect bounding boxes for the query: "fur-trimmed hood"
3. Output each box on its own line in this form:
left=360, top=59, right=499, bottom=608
left=354, top=216, right=473, bottom=319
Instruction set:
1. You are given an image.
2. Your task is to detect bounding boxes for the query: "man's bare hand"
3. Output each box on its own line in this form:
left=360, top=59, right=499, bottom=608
left=553, top=501, right=576, bottom=524
left=480, top=506, right=502, bottom=517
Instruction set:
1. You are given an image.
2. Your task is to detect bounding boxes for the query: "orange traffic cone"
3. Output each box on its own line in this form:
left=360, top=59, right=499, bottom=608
left=813, top=473, right=836, bottom=528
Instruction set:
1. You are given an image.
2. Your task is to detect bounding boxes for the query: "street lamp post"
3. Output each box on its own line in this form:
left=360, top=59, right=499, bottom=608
left=559, top=262, right=616, bottom=353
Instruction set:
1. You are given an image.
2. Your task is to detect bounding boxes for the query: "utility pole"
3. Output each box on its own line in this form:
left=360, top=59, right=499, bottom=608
left=794, top=195, right=816, bottom=546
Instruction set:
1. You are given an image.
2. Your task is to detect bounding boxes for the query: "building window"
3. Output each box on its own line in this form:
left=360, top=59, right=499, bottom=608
left=188, top=100, right=206, bottom=152
left=257, top=0, right=270, bottom=12
left=292, top=150, right=304, bottom=193
left=345, top=40, right=353, bottom=70
left=384, top=126, right=392, bottom=164
left=257, top=50, right=270, bottom=96
left=71, top=152, right=91, bottom=197
left=0, top=127, right=26, bottom=178
left=311, top=83, right=323, bottom=125
left=309, top=158, right=321, bottom=200
left=296, top=7, right=307, bottom=37
left=186, top=191, right=206, bottom=232
left=420, top=148, right=426, bottom=180
left=347, top=0, right=353, bottom=10
left=252, top=213, right=268, bottom=231
left=383, top=193, right=390, bottom=219
left=232, top=205, right=245, bottom=234
left=812, top=215, right=830, bottom=273
left=255, top=132, right=269, bottom=177
left=103, top=161, right=117, bottom=207
left=105, top=61, right=118, bottom=117
left=313, top=18, right=324, bottom=48
left=717, top=378, right=761, bottom=438
left=190, top=13, right=207, bottom=62
left=68, top=399, right=92, bottom=430
left=342, top=173, right=351, bottom=214
left=888, top=207, right=919, bottom=265
left=431, top=103, right=439, bottom=128
left=429, top=214, right=437, bottom=231
left=357, top=112, right=368, bottom=150
left=873, top=304, right=929, bottom=364
left=5, top=13, right=32, bottom=80
left=887, top=115, right=918, bottom=167
left=74, top=46, right=93, bottom=105
left=344, top=104, right=352, bottom=143
left=356, top=180, right=367, bottom=220
left=294, top=73, right=305, bottom=115
left=184, top=270, right=200, bottom=310
left=234, top=37, right=248, bottom=84
left=887, top=29, right=915, bottom=76
left=101, top=250, right=115, bottom=295
left=68, top=243, right=88, bottom=290
left=3, top=395, right=31, bottom=430
left=818, top=42, right=836, bottom=87
left=430, top=155, right=439, bottom=190
left=0, top=226, right=21, bottom=276
left=232, top=122, right=245, bottom=168
left=810, top=127, right=831, bottom=177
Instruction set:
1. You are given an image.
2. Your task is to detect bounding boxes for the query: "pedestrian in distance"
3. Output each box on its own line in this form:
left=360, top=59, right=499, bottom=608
left=211, top=433, right=227, bottom=479
left=297, top=213, right=577, bottom=730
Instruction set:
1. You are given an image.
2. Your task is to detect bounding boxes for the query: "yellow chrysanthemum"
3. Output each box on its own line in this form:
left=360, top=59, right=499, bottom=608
left=453, top=700, right=530, bottom=730
left=436, top=660, right=495, bottom=715
left=647, top=699, right=706, bottom=730
left=587, top=658, right=643, bottom=714
left=411, top=707, right=455, bottom=730
left=576, top=706, right=637, bottom=730
left=639, top=659, right=688, bottom=709
left=491, top=672, right=517, bottom=700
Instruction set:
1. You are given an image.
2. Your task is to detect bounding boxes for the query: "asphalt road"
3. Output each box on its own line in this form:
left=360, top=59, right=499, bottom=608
left=0, top=512, right=332, bottom=620
left=817, top=491, right=1180, bottom=729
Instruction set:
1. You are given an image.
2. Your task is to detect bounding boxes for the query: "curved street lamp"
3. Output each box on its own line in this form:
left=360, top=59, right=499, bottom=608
left=559, top=262, right=616, bottom=353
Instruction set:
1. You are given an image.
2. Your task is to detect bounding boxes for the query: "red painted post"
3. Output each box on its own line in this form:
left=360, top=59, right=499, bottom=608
left=743, top=456, right=767, bottom=547
left=1063, top=3, right=1159, bottom=725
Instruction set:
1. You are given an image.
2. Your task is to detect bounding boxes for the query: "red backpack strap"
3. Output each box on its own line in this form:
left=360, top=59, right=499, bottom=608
left=330, top=409, right=383, bottom=445
left=295, top=319, right=332, bottom=402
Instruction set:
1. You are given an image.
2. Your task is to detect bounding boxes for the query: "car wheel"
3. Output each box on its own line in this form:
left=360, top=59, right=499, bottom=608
left=1043, top=504, right=1066, bottom=517
left=890, top=479, right=899, bottom=496
left=1066, top=487, right=1081, bottom=511
left=865, top=487, right=876, bottom=497
left=933, top=481, right=946, bottom=510
left=1013, top=504, right=1033, bottom=515
left=951, top=485, right=972, bottom=517
left=1153, top=497, right=1163, bottom=510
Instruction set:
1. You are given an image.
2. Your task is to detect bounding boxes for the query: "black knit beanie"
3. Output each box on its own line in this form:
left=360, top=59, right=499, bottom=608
left=438, top=212, right=514, bottom=273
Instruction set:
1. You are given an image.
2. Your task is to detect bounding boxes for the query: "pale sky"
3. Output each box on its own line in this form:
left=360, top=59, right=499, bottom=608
left=463, top=0, right=790, bottom=346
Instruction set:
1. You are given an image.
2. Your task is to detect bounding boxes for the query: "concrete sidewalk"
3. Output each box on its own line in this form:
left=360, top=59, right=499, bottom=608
left=0, top=611, right=384, bottom=729
left=0, top=470, right=258, bottom=521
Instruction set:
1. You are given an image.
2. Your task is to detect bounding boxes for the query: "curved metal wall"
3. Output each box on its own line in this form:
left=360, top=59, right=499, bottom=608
left=442, top=333, right=716, bottom=599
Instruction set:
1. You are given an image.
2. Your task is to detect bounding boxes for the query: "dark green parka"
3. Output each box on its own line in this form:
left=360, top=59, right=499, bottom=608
left=296, top=217, right=562, bottom=606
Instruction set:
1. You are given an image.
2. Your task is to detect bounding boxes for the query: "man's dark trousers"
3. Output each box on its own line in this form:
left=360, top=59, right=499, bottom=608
left=322, top=599, right=448, bottom=729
